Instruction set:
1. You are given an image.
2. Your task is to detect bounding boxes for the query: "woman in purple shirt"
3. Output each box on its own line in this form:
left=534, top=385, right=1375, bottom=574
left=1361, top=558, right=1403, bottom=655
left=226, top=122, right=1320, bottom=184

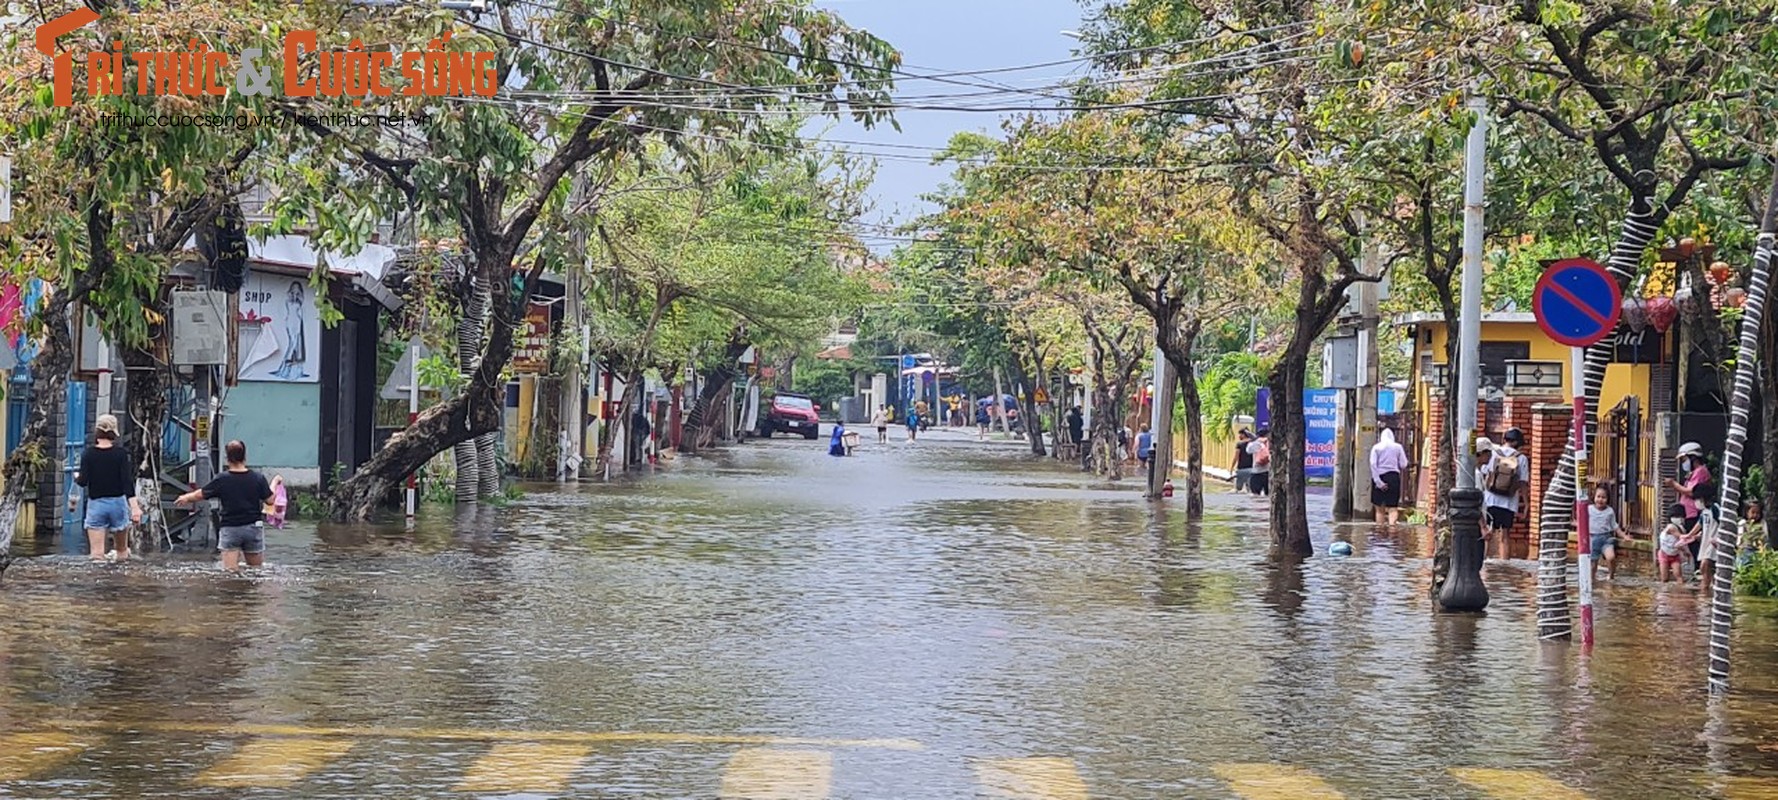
left=1370, top=428, right=1411, bottom=526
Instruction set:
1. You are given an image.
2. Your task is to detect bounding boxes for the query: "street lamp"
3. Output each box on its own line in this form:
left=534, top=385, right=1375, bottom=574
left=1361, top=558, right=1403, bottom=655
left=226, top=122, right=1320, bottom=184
left=1439, top=93, right=1489, bottom=613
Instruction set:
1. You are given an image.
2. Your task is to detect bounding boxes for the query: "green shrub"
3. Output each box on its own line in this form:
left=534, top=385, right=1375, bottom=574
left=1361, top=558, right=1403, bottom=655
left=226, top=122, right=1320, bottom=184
left=1735, top=548, right=1778, bottom=597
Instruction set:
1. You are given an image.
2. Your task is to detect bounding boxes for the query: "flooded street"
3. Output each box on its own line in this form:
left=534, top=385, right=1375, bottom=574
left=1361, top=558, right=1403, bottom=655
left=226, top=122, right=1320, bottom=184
left=5, top=430, right=1778, bottom=798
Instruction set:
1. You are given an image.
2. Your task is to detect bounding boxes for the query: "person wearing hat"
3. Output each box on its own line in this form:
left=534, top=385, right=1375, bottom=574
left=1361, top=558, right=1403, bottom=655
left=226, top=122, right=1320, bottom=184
left=1667, top=441, right=1712, bottom=572
left=1478, top=428, right=1530, bottom=543
left=73, top=413, right=141, bottom=562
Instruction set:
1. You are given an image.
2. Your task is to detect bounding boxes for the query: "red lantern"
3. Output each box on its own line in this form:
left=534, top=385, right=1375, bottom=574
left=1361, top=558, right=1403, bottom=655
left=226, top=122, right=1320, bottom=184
left=1710, top=261, right=1733, bottom=286
left=1647, top=295, right=1678, bottom=333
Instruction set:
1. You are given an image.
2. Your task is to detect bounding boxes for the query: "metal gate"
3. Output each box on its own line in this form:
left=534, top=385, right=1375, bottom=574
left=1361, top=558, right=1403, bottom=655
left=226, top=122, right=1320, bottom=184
left=1602, top=395, right=1643, bottom=532
left=60, top=382, right=87, bottom=551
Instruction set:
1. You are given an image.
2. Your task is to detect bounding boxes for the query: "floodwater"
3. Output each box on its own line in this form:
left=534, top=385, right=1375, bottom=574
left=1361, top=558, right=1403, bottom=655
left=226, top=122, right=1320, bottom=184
left=3, top=427, right=1778, bottom=799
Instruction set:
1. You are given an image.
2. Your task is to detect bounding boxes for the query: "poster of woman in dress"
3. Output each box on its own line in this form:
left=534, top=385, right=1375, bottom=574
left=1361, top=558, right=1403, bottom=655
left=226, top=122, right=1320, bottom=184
left=237, top=270, right=320, bottom=383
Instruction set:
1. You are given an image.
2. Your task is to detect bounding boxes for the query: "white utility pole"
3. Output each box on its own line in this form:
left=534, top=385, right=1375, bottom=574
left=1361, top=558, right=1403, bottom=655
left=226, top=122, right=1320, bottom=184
left=1353, top=236, right=1381, bottom=519
left=1147, top=347, right=1176, bottom=498
left=1439, top=91, right=1491, bottom=612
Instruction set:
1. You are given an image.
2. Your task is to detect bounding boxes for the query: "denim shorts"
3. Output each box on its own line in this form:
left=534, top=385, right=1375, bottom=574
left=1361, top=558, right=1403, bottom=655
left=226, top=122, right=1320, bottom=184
left=218, top=524, right=265, bottom=554
left=83, top=496, right=130, bottom=532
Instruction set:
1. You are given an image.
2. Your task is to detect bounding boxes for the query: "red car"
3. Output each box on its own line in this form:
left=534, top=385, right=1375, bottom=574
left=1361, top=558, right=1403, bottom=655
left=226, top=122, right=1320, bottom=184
left=761, top=393, right=822, bottom=439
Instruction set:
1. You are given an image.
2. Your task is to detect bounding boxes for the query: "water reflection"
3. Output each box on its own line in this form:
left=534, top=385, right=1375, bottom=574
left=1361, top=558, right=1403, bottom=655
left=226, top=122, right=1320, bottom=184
left=0, top=436, right=1775, bottom=797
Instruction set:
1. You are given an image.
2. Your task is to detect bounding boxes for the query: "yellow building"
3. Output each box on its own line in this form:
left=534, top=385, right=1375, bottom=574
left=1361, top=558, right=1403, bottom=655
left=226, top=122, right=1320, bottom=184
left=1397, top=311, right=1666, bottom=533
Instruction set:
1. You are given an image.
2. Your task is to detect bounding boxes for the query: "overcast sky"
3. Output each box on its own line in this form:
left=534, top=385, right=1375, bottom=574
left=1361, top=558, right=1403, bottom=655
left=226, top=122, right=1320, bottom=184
left=813, top=0, right=1089, bottom=236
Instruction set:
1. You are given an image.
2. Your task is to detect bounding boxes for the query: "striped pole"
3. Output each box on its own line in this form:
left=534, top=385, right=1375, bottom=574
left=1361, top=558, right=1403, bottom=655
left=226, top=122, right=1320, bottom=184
left=1707, top=230, right=1777, bottom=694
left=1537, top=201, right=1663, bottom=640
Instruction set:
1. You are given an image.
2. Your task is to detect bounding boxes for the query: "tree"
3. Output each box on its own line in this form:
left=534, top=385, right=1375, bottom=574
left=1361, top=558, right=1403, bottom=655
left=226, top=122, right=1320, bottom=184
left=589, top=142, right=866, bottom=466
left=290, top=0, right=899, bottom=517
left=1467, top=0, right=1777, bottom=637
left=1087, top=0, right=1386, bottom=554
left=0, top=0, right=308, bottom=565
left=960, top=112, right=1270, bottom=512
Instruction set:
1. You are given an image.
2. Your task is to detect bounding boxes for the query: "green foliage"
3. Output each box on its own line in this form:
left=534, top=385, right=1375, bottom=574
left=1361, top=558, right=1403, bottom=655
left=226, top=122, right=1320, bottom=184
left=792, top=358, right=859, bottom=409
left=289, top=492, right=327, bottom=521
left=1736, top=549, right=1778, bottom=598
left=1200, top=353, right=1266, bottom=441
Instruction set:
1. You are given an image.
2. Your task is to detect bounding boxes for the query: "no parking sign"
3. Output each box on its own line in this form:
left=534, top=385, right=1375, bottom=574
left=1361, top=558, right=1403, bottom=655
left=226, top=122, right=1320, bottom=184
left=1532, top=258, right=1621, bottom=348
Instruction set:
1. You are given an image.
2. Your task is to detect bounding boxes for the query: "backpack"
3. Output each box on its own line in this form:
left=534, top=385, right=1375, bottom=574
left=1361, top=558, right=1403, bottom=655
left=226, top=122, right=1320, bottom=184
left=1486, top=451, right=1522, bottom=495
left=1252, top=440, right=1271, bottom=468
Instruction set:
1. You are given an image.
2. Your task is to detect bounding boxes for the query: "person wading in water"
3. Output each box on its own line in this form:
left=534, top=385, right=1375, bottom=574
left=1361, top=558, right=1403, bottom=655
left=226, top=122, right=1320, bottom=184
left=74, top=414, right=142, bottom=562
left=176, top=440, right=274, bottom=572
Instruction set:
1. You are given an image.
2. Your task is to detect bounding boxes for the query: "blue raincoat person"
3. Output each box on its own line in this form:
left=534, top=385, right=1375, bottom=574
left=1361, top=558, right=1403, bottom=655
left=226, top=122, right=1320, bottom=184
left=829, top=421, right=848, bottom=456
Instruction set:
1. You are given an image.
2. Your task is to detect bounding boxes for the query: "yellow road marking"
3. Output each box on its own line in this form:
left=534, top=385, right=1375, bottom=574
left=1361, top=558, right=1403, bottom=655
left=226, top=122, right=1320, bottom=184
left=1723, top=776, right=1778, bottom=799
left=1450, top=768, right=1589, bottom=799
left=975, top=756, right=1090, bottom=800
left=29, top=719, right=920, bottom=750
left=719, top=748, right=832, bottom=799
left=0, top=731, right=90, bottom=781
left=1213, top=763, right=1344, bottom=800
left=455, top=742, right=592, bottom=793
left=194, top=736, right=357, bottom=788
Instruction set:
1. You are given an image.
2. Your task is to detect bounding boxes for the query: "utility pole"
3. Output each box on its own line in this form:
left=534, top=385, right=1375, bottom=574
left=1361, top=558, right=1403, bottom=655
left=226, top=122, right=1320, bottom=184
left=1147, top=347, right=1175, bottom=498
left=561, top=248, right=584, bottom=480
left=1334, top=387, right=1353, bottom=518
left=1353, top=236, right=1381, bottom=520
left=1439, top=91, right=1490, bottom=612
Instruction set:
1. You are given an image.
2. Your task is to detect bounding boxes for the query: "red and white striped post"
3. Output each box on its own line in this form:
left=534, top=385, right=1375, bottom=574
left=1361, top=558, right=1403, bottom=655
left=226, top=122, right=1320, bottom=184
left=1574, top=393, right=1593, bottom=647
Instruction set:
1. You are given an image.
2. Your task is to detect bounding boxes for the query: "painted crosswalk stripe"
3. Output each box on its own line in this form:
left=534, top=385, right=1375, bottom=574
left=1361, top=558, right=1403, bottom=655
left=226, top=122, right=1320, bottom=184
left=975, top=757, right=1090, bottom=800
left=0, top=732, right=91, bottom=781
left=455, top=742, right=593, bottom=793
left=195, top=736, right=356, bottom=788
left=1213, top=763, right=1344, bottom=800
left=1450, top=767, right=1589, bottom=799
left=719, top=748, right=832, bottom=799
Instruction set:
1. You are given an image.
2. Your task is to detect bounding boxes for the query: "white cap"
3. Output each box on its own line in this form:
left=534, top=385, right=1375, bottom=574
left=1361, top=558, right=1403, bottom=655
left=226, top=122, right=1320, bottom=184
left=1677, top=441, right=1703, bottom=457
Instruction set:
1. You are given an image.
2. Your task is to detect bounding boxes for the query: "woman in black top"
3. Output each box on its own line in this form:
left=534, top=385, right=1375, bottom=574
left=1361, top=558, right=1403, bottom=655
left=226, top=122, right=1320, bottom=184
left=74, top=414, right=141, bottom=562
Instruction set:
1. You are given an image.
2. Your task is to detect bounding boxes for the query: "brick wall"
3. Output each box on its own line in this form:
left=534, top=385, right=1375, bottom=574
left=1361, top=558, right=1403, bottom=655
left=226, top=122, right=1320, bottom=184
left=1518, top=403, right=1574, bottom=559
left=1423, top=396, right=1444, bottom=508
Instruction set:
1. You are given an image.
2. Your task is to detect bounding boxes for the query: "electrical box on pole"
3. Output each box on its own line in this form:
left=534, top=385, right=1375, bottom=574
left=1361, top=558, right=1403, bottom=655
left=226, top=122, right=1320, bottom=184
left=171, top=291, right=230, bottom=366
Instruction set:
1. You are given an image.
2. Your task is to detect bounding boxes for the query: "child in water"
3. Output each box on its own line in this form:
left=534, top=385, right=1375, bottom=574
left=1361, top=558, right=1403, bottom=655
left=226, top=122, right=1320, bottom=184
left=1658, top=503, right=1692, bottom=583
left=1587, top=485, right=1621, bottom=583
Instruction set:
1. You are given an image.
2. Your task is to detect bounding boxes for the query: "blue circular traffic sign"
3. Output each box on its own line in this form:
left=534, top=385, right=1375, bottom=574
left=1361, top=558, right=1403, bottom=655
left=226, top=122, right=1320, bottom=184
left=1533, top=258, right=1622, bottom=348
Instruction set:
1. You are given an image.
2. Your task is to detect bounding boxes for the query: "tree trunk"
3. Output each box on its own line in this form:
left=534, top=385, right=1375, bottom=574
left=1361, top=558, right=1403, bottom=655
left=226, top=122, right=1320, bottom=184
left=121, top=345, right=168, bottom=550
left=1705, top=173, right=1778, bottom=694
left=1430, top=281, right=1461, bottom=600
left=329, top=251, right=536, bottom=520
left=1010, top=363, right=1045, bottom=456
left=1765, top=282, right=1778, bottom=537
left=0, top=298, right=77, bottom=579
left=1535, top=196, right=1664, bottom=639
left=1268, top=350, right=1313, bottom=556
left=1177, top=341, right=1204, bottom=519
left=617, top=369, right=644, bottom=469
left=1156, top=312, right=1204, bottom=519
left=453, top=275, right=488, bottom=503
left=682, top=330, right=749, bottom=454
